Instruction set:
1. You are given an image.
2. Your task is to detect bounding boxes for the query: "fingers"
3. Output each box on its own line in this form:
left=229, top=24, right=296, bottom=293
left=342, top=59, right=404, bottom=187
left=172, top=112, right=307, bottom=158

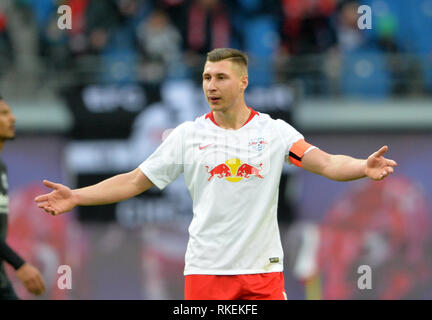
left=374, top=146, right=397, bottom=165
left=368, top=163, right=395, bottom=181
left=34, top=194, right=49, bottom=202
left=25, top=275, right=45, bottom=296
left=35, top=180, right=61, bottom=215
left=24, top=279, right=37, bottom=295
left=18, top=265, right=46, bottom=296
left=43, top=179, right=60, bottom=190
left=44, top=208, right=57, bottom=216
left=36, top=200, right=50, bottom=208
left=378, top=173, right=386, bottom=180
left=386, top=159, right=398, bottom=167
left=34, top=180, right=59, bottom=203
left=377, top=166, right=394, bottom=180
left=44, top=208, right=56, bottom=216
left=375, top=145, right=388, bottom=157
left=37, top=201, right=57, bottom=216
left=35, top=274, right=46, bottom=295
left=368, top=145, right=397, bottom=181
left=35, top=179, right=61, bottom=199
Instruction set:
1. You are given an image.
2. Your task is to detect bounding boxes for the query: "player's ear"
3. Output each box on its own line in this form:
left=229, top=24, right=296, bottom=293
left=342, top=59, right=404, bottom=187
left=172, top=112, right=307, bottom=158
left=240, top=74, right=248, bottom=92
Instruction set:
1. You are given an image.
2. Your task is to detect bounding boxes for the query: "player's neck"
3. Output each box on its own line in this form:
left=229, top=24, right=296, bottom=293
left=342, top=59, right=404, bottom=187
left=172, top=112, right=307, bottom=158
left=212, top=102, right=250, bottom=130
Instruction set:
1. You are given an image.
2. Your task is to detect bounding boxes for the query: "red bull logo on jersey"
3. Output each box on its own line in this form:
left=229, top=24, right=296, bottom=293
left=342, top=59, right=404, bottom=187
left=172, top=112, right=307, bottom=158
left=205, top=158, right=264, bottom=182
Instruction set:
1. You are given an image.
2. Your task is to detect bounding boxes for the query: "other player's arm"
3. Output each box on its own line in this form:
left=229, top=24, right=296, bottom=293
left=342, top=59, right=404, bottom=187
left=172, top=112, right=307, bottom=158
left=301, top=145, right=397, bottom=181
left=0, top=240, right=46, bottom=295
left=34, top=167, right=154, bottom=216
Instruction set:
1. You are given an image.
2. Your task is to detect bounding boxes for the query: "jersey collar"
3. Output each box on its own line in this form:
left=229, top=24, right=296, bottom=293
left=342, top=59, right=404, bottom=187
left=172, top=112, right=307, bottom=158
left=205, top=107, right=259, bottom=129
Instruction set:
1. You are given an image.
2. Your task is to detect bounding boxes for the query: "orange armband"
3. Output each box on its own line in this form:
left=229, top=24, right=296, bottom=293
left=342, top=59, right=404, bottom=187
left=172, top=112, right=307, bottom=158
left=288, top=139, right=314, bottom=167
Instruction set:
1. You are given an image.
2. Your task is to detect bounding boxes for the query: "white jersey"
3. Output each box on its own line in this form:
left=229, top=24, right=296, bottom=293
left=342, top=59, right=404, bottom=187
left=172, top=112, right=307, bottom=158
left=139, top=108, right=315, bottom=275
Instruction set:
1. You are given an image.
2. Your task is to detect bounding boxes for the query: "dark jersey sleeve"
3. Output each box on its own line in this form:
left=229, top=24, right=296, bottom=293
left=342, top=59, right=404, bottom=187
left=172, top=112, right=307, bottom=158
left=0, top=239, right=25, bottom=270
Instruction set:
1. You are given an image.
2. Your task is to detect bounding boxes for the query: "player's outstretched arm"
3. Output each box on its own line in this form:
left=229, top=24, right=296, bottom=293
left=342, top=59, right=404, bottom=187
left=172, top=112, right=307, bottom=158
left=302, top=145, right=397, bottom=181
left=34, top=168, right=154, bottom=216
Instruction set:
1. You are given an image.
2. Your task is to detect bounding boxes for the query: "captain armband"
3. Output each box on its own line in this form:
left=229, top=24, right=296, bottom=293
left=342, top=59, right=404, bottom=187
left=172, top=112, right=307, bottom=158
left=288, top=139, right=316, bottom=168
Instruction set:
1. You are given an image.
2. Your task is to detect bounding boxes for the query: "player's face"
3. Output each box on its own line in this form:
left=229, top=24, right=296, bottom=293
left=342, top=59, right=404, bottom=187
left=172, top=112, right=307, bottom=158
left=202, top=60, right=248, bottom=112
left=0, top=100, right=16, bottom=141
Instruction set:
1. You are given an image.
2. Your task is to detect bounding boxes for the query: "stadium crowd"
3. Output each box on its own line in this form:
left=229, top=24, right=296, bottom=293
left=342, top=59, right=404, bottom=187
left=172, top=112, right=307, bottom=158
left=0, top=0, right=431, bottom=96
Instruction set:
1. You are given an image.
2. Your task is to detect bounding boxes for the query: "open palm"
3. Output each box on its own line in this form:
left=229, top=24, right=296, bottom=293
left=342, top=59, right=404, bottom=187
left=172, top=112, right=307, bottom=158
left=365, top=146, right=397, bottom=180
left=34, top=180, right=76, bottom=215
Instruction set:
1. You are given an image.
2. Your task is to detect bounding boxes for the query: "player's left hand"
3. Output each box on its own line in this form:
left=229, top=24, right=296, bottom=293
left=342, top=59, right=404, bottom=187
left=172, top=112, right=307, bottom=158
left=365, top=145, right=397, bottom=180
left=16, top=263, right=46, bottom=296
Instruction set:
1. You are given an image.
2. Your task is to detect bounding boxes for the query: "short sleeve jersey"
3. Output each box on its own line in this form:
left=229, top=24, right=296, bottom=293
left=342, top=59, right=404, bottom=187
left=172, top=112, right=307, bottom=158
left=139, top=109, right=316, bottom=275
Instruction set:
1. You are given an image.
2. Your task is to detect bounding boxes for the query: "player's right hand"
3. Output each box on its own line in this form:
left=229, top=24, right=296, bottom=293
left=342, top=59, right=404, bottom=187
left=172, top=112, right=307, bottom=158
left=16, top=263, right=46, bottom=296
left=34, top=180, right=76, bottom=216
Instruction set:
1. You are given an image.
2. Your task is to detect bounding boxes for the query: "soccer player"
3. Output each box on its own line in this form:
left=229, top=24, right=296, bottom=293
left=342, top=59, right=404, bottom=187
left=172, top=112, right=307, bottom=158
left=0, top=95, right=45, bottom=299
left=34, top=48, right=397, bottom=300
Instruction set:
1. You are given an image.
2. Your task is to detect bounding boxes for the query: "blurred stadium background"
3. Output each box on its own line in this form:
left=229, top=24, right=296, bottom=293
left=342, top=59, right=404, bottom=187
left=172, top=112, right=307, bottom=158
left=0, top=0, right=431, bottom=299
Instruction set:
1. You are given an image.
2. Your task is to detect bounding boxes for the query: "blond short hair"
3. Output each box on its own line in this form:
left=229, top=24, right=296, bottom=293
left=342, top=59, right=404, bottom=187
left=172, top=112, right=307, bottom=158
left=206, top=48, right=248, bottom=75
